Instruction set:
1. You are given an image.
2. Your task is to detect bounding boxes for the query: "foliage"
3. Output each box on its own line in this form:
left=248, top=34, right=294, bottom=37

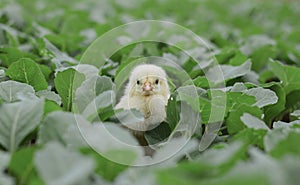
left=0, top=0, right=300, bottom=184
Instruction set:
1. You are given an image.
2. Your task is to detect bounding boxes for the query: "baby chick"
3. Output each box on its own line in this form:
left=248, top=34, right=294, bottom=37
left=115, top=64, right=170, bottom=144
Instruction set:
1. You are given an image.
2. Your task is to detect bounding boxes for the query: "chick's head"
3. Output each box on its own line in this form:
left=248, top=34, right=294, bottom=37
left=128, top=64, right=170, bottom=98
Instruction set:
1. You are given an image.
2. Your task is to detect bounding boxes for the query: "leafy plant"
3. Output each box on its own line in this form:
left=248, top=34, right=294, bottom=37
left=0, top=0, right=300, bottom=184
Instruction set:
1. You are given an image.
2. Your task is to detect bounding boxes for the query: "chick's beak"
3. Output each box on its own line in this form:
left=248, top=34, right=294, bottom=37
left=143, top=81, right=152, bottom=91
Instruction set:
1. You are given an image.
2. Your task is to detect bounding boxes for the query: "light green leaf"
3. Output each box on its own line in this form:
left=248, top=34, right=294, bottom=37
left=269, top=131, right=300, bottom=158
left=264, top=127, right=290, bottom=152
left=0, top=80, right=35, bottom=102
left=38, top=111, right=88, bottom=149
left=74, top=75, right=114, bottom=114
left=82, top=90, right=115, bottom=121
left=6, top=58, right=48, bottom=91
left=78, top=123, right=143, bottom=165
left=206, top=60, right=252, bottom=83
left=291, top=110, right=300, bottom=119
left=36, top=90, right=62, bottom=105
left=0, top=99, right=44, bottom=152
left=245, top=87, right=278, bottom=108
left=54, top=68, right=85, bottom=111
left=241, top=113, right=270, bottom=131
left=34, top=142, right=95, bottom=185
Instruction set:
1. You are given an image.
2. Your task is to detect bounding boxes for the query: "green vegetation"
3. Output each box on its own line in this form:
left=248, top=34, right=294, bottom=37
left=1, top=0, right=300, bottom=184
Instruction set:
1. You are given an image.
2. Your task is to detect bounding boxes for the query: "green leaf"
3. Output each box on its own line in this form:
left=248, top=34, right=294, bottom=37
left=80, top=148, right=128, bottom=182
left=245, top=87, right=278, bottom=108
left=34, top=142, right=95, bottom=185
left=43, top=100, right=62, bottom=116
left=225, top=92, right=262, bottom=134
left=251, top=45, right=276, bottom=71
left=0, top=80, right=35, bottom=102
left=145, top=123, right=171, bottom=145
left=54, top=68, right=85, bottom=111
left=270, top=131, right=300, bottom=158
left=6, top=58, right=48, bottom=91
left=262, top=83, right=286, bottom=126
left=156, top=142, right=247, bottom=185
left=240, top=113, right=270, bottom=131
left=8, top=147, right=42, bottom=185
left=206, top=60, right=252, bottom=84
left=0, top=48, right=38, bottom=67
left=232, top=128, right=267, bottom=149
left=74, top=75, right=114, bottom=114
left=38, top=111, right=88, bottom=148
left=166, top=93, right=180, bottom=130
left=36, top=90, right=61, bottom=105
left=82, top=90, right=115, bottom=121
left=78, top=123, right=142, bottom=165
left=269, top=60, right=300, bottom=94
left=0, top=99, right=44, bottom=152
left=38, top=64, right=52, bottom=81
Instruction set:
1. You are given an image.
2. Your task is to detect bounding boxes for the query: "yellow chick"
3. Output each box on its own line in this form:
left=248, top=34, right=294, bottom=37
left=115, top=64, right=170, bottom=138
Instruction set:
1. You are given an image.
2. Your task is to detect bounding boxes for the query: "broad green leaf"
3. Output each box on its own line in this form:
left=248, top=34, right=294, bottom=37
left=34, top=142, right=95, bottom=185
left=6, top=58, right=48, bottom=91
left=38, top=64, right=52, bottom=81
left=80, top=148, right=128, bottom=182
left=193, top=76, right=209, bottom=89
left=145, top=123, right=171, bottom=145
left=226, top=103, right=262, bottom=134
left=8, top=147, right=43, bottom=185
left=225, top=92, right=262, bottom=134
left=269, top=60, right=300, bottom=94
left=54, top=68, right=85, bottom=111
left=43, top=100, right=62, bottom=115
left=0, top=99, right=44, bottom=152
left=228, top=51, right=248, bottom=66
left=0, top=80, right=35, bottom=102
left=251, top=45, right=276, bottom=71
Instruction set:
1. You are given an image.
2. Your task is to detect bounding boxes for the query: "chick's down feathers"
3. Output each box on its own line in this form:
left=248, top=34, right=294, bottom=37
left=115, top=64, right=170, bottom=132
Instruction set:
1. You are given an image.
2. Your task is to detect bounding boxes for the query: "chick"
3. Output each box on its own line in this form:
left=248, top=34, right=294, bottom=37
left=115, top=64, right=170, bottom=144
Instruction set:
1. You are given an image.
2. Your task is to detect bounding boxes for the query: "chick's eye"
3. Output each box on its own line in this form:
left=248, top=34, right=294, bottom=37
left=155, top=79, right=159, bottom=85
left=136, top=80, right=140, bottom=85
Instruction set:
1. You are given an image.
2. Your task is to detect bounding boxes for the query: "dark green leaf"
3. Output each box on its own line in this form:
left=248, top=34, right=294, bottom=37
left=6, top=58, right=48, bottom=91
left=54, top=68, right=85, bottom=111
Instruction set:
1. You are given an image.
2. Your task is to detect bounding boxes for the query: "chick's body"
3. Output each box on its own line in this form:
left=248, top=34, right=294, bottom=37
left=115, top=64, right=170, bottom=131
